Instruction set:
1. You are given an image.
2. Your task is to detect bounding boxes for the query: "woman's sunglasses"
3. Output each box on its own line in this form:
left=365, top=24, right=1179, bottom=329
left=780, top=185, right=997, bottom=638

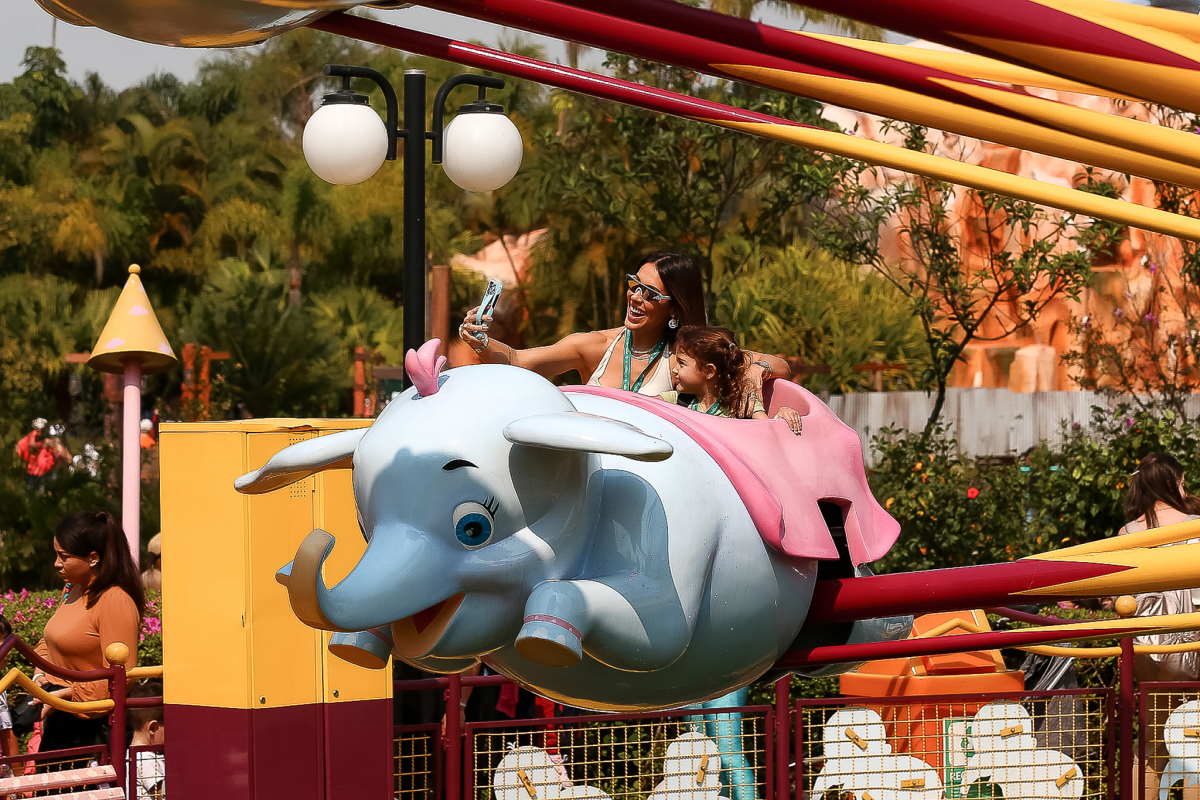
left=625, top=274, right=672, bottom=303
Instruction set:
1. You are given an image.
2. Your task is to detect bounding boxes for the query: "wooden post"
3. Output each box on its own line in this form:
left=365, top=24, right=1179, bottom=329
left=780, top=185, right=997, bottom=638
left=430, top=264, right=452, bottom=355
left=353, top=347, right=368, bottom=417
left=181, top=343, right=197, bottom=409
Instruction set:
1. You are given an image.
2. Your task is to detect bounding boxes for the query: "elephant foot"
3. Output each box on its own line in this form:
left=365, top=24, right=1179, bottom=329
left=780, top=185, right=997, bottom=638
left=516, top=615, right=583, bottom=667
left=328, top=626, right=392, bottom=670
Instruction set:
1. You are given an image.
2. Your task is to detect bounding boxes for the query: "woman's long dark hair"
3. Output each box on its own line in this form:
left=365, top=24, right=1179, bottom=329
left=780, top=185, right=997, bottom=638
left=636, top=250, right=708, bottom=336
left=674, top=326, right=748, bottom=413
left=56, top=511, right=146, bottom=617
left=1124, top=453, right=1200, bottom=528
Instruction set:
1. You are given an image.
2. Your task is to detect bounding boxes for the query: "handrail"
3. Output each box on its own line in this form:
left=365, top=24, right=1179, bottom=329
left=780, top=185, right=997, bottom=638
left=128, top=665, right=163, bottom=679
left=1, top=635, right=115, bottom=682
left=988, top=606, right=1079, bottom=626
left=1020, top=640, right=1200, bottom=657
left=0, top=667, right=114, bottom=714
left=988, top=602, right=1200, bottom=658
left=1, top=634, right=163, bottom=682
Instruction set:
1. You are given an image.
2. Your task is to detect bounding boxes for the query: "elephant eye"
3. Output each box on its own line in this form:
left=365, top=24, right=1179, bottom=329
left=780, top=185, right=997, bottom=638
left=452, top=501, right=496, bottom=549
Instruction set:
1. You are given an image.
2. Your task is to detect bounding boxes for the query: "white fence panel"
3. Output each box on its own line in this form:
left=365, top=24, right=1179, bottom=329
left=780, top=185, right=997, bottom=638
left=826, top=388, right=1200, bottom=465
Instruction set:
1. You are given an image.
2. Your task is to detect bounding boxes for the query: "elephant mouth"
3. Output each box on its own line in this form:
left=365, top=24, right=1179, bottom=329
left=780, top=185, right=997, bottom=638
left=391, top=593, right=465, bottom=659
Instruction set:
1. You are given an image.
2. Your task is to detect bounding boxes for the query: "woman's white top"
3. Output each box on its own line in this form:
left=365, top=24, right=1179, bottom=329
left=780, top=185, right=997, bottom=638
left=586, top=330, right=674, bottom=396
left=1121, top=514, right=1200, bottom=678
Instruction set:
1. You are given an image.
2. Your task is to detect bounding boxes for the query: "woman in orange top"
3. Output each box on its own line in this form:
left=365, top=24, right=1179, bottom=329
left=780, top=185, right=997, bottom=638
left=33, top=511, right=143, bottom=753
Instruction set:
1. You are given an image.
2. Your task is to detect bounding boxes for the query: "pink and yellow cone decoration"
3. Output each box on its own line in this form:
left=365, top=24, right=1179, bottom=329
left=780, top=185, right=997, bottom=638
left=89, top=264, right=177, bottom=568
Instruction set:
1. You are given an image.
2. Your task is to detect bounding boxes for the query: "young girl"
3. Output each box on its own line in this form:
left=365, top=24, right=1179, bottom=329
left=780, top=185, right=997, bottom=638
left=662, top=326, right=804, bottom=434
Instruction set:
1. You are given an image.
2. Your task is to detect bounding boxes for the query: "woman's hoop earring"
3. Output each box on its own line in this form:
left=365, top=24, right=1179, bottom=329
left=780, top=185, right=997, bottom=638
left=668, top=317, right=679, bottom=330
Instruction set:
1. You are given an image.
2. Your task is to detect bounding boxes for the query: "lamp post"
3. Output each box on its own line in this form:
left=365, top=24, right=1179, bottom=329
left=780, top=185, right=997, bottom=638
left=302, top=65, right=523, bottom=379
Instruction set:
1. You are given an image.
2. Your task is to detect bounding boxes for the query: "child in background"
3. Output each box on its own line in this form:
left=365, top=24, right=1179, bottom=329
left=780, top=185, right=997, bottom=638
left=663, top=326, right=804, bottom=434
left=0, top=616, right=15, bottom=780
left=126, top=680, right=164, bottom=800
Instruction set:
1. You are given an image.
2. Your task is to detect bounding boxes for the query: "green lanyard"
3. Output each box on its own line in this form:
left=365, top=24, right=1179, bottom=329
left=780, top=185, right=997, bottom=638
left=621, top=330, right=667, bottom=393
left=688, top=398, right=726, bottom=415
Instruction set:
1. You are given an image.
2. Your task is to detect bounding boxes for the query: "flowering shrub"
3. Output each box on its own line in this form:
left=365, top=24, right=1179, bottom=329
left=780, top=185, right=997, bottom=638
left=0, top=588, right=162, bottom=673
left=869, top=405, right=1200, bottom=573
left=869, top=423, right=1030, bottom=573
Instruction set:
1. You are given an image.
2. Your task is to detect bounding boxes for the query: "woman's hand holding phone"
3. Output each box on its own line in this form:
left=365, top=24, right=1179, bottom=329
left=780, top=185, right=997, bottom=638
left=459, top=306, right=492, bottom=353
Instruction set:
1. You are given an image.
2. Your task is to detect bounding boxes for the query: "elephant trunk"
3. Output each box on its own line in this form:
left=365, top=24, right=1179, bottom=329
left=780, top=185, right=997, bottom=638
left=287, top=529, right=349, bottom=631
left=286, top=526, right=453, bottom=633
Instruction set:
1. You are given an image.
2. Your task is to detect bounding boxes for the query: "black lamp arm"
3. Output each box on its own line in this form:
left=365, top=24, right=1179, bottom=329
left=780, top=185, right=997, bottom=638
left=430, top=74, right=505, bottom=164
left=325, top=64, right=400, bottom=161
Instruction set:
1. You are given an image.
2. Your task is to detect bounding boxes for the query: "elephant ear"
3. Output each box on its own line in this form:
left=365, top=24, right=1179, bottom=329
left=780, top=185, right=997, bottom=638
left=504, top=412, right=673, bottom=462
left=234, top=428, right=367, bottom=494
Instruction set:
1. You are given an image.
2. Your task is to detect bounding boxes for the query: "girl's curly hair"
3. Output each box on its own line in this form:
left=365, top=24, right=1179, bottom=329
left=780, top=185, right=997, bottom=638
left=674, top=325, right=748, bottom=414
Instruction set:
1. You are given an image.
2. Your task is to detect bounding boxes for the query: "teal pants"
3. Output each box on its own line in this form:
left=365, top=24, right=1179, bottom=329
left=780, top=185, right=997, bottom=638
left=687, top=687, right=758, bottom=800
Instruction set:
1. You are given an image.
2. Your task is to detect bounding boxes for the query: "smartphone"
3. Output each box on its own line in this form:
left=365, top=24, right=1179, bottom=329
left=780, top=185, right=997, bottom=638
left=475, top=279, right=503, bottom=330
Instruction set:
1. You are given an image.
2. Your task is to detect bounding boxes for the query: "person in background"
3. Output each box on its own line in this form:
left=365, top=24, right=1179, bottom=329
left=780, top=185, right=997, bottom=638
left=32, top=511, right=143, bottom=754
left=1116, top=452, right=1200, bottom=784
left=141, top=533, right=162, bottom=592
left=1116, top=452, right=1200, bottom=682
left=126, top=679, right=165, bottom=800
left=44, top=425, right=72, bottom=471
left=0, top=616, right=19, bottom=780
left=139, top=420, right=156, bottom=450
left=14, top=417, right=49, bottom=490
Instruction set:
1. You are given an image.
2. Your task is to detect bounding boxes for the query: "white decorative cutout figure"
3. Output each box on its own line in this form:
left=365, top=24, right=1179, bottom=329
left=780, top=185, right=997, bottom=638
left=811, top=708, right=941, bottom=799
left=492, top=746, right=609, bottom=800
left=647, top=732, right=729, bottom=800
left=962, top=702, right=1083, bottom=800
left=1159, top=699, right=1200, bottom=800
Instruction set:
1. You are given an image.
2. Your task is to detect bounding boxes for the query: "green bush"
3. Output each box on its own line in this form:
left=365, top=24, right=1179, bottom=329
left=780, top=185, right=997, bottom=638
left=869, top=404, right=1200, bottom=573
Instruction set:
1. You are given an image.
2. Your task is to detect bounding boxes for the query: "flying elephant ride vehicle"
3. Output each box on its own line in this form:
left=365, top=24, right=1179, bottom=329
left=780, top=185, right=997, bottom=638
left=236, top=340, right=1200, bottom=712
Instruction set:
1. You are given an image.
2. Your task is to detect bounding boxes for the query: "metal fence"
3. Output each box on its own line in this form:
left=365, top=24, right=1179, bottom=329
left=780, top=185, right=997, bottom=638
left=795, top=690, right=1112, bottom=800
left=17, top=641, right=1200, bottom=799
left=465, top=706, right=771, bottom=800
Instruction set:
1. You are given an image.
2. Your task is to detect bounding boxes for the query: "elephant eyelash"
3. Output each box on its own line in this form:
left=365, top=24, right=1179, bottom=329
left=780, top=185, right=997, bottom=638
left=484, top=496, right=499, bottom=515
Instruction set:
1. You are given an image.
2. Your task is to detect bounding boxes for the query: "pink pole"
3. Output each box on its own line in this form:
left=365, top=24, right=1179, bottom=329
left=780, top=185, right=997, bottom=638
left=122, top=360, right=141, bottom=569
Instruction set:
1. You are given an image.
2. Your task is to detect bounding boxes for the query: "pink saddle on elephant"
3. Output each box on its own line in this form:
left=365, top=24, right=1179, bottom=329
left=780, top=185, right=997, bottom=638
left=564, top=381, right=899, bottom=565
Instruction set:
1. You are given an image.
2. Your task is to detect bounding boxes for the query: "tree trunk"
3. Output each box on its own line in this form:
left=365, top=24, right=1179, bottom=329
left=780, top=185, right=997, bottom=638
left=923, top=378, right=948, bottom=439
left=93, top=248, right=104, bottom=285
left=288, top=240, right=302, bottom=307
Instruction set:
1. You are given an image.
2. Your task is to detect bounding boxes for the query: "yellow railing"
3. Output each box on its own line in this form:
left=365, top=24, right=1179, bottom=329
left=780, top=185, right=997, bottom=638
left=0, top=667, right=114, bottom=714
left=0, top=640, right=163, bottom=715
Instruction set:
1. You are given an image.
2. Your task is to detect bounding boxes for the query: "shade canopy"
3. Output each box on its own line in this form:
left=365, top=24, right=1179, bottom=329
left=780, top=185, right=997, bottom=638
left=88, top=264, right=178, bottom=374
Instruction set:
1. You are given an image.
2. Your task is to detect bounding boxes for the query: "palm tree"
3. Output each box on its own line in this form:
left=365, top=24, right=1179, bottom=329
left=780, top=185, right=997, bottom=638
left=52, top=198, right=108, bottom=284
left=280, top=166, right=333, bottom=306
left=78, top=112, right=208, bottom=259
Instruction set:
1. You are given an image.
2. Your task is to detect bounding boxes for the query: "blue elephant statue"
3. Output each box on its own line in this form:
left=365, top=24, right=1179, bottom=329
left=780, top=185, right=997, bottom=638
left=237, top=341, right=904, bottom=711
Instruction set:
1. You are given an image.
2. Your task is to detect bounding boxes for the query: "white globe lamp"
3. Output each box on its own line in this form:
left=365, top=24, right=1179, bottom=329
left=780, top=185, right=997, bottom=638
left=303, top=92, right=389, bottom=186
left=441, top=102, right=523, bottom=192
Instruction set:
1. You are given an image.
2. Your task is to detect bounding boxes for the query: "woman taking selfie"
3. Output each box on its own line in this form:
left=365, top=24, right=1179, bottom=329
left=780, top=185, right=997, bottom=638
left=33, top=511, right=143, bottom=753
left=459, top=250, right=788, bottom=409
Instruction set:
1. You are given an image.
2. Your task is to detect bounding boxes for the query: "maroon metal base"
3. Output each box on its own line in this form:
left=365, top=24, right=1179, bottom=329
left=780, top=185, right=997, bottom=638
left=166, top=699, right=391, bottom=800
